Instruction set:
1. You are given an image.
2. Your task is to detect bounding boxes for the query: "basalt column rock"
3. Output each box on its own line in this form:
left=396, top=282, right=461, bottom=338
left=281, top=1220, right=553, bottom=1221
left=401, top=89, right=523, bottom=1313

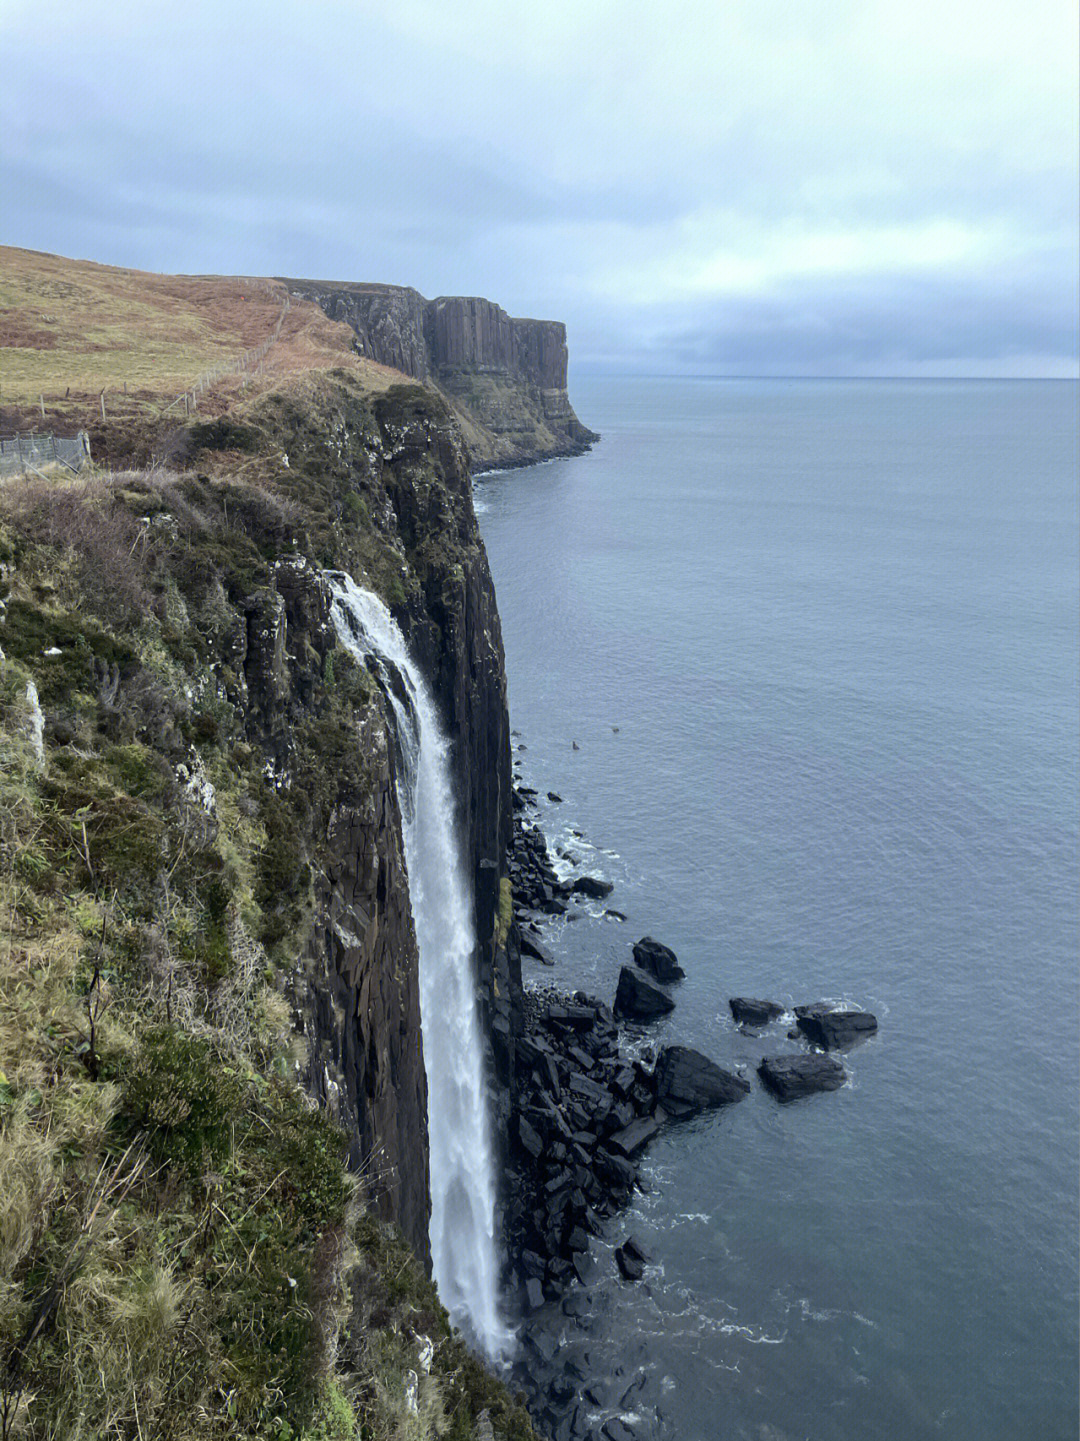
left=295, top=706, right=431, bottom=1262
left=281, top=277, right=598, bottom=469
left=369, top=389, right=520, bottom=1124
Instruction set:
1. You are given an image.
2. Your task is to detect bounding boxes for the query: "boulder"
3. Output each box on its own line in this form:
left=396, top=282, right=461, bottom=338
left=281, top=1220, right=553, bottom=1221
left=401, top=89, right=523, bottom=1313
left=758, top=1053, right=846, bottom=1101
left=571, top=874, right=614, bottom=899
left=525, top=1276, right=546, bottom=1312
left=614, top=1242, right=644, bottom=1281
left=613, top=966, right=675, bottom=1021
left=654, top=1045, right=750, bottom=1111
left=795, top=1003, right=878, bottom=1050
left=632, top=936, right=685, bottom=982
left=729, top=997, right=784, bottom=1026
left=518, top=1116, right=544, bottom=1160
left=608, top=1116, right=661, bottom=1157
left=520, top=932, right=555, bottom=966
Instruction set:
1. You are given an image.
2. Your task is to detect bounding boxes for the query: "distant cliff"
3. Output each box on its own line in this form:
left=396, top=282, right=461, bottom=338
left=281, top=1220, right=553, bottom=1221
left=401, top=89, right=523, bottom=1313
left=282, top=279, right=598, bottom=470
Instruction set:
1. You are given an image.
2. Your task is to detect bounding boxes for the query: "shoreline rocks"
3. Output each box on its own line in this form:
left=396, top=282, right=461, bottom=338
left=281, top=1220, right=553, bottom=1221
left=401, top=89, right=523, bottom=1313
left=632, top=936, right=685, bottom=982
left=613, top=966, right=675, bottom=1020
left=654, top=1045, right=750, bottom=1113
left=729, top=997, right=784, bottom=1026
left=759, top=1053, right=846, bottom=1101
left=794, top=1003, right=878, bottom=1050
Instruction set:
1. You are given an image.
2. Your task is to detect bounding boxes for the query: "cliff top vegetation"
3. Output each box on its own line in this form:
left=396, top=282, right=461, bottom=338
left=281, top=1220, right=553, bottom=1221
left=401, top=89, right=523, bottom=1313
left=0, top=247, right=405, bottom=444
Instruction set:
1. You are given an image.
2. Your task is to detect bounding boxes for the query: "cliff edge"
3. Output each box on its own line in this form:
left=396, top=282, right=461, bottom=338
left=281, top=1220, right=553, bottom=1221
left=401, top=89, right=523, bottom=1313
left=282, top=280, right=599, bottom=471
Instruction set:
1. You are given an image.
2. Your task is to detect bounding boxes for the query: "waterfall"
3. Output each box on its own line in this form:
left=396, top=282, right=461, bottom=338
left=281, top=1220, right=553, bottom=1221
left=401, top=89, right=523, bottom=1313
left=326, top=573, right=512, bottom=1360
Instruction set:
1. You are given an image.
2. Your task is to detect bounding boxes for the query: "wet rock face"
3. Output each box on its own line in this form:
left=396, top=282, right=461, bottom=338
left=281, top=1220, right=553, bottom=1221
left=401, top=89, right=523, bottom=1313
left=632, top=936, right=685, bottom=983
left=730, top=996, right=784, bottom=1027
left=613, top=965, right=676, bottom=1020
left=296, top=710, right=430, bottom=1262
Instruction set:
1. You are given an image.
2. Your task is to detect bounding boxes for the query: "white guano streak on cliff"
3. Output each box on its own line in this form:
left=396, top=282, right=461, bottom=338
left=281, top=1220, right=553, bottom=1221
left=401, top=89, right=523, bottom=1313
left=326, top=573, right=512, bottom=1361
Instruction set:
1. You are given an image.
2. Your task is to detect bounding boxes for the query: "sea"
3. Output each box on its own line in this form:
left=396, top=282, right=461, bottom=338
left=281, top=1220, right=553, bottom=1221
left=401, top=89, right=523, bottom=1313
left=473, top=376, right=1079, bottom=1441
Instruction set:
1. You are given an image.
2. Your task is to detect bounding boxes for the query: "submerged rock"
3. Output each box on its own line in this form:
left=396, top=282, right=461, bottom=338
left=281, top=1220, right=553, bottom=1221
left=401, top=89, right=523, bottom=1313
left=758, top=1053, right=846, bottom=1101
left=632, top=936, right=685, bottom=982
left=613, top=966, right=675, bottom=1021
left=729, top=996, right=784, bottom=1026
left=654, top=1045, right=750, bottom=1112
left=795, top=1003, right=878, bottom=1050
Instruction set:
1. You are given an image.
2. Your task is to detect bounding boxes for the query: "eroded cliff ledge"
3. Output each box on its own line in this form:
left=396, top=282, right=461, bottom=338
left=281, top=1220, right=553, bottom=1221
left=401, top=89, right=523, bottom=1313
left=281, top=280, right=599, bottom=471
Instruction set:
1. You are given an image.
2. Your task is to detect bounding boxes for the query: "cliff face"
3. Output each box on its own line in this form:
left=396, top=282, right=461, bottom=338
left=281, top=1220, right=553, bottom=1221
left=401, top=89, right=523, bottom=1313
left=0, top=370, right=538, bottom=1438
left=283, top=279, right=598, bottom=470
left=237, top=377, right=516, bottom=1257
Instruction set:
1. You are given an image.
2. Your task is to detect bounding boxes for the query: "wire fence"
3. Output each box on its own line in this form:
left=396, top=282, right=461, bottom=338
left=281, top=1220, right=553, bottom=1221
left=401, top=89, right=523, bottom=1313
left=160, top=292, right=291, bottom=416
left=0, top=431, right=92, bottom=479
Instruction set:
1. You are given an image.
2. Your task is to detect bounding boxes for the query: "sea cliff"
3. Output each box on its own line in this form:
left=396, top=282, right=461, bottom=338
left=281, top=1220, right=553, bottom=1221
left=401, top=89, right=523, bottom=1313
left=282, top=281, right=598, bottom=471
left=0, top=362, right=535, bottom=1437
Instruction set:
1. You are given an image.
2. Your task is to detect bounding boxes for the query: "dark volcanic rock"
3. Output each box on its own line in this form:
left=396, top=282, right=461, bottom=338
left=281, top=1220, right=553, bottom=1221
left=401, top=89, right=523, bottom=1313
left=632, top=936, right=685, bottom=982
left=608, top=1116, right=661, bottom=1157
left=729, top=997, right=784, bottom=1026
left=614, top=1234, right=650, bottom=1282
left=654, top=1045, right=751, bottom=1111
left=759, top=1053, right=846, bottom=1101
left=614, top=966, right=675, bottom=1021
left=795, top=1003, right=878, bottom=1050
left=571, top=874, right=614, bottom=899
left=519, top=932, right=555, bottom=966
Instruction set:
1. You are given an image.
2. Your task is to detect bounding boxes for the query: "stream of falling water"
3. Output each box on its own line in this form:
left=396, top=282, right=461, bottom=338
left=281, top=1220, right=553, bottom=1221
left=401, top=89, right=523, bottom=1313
left=327, top=573, right=511, bottom=1360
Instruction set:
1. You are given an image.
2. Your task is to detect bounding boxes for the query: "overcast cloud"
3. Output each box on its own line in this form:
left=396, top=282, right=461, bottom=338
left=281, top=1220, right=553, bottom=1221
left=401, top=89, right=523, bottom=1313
left=2, top=0, right=1076, bottom=375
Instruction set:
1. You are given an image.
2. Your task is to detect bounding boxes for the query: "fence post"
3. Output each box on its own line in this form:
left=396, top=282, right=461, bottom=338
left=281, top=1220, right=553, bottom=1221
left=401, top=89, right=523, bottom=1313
left=100, top=391, right=107, bottom=422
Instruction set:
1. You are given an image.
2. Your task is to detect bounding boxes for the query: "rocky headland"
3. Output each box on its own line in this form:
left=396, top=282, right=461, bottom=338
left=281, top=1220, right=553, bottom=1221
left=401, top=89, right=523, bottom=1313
left=281, top=279, right=599, bottom=471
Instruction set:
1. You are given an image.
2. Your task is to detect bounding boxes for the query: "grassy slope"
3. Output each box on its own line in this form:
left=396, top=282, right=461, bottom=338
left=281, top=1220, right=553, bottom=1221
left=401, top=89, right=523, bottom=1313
left=0, top=248, right=404, bottom=442
left=0, top=265, right=538, bottom=1439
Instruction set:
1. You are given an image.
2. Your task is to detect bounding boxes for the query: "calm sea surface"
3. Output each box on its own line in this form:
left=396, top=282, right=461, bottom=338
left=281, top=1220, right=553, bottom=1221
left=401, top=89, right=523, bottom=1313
left=475, top=377, right=1079, bottom=1441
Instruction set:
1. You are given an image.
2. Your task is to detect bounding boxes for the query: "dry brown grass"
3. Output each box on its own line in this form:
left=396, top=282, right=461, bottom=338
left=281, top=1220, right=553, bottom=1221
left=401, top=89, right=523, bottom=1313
left=0, top=247, right=404, bottom=438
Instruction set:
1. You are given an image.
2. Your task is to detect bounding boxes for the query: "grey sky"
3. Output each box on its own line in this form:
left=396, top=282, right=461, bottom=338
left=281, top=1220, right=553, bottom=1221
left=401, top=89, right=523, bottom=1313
left=2, top=0, right=1077, bottom=376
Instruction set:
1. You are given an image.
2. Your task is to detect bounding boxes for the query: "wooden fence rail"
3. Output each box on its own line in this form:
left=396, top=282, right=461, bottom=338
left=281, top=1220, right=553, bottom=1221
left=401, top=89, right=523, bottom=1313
left=160, top=292, right=291, bottom=417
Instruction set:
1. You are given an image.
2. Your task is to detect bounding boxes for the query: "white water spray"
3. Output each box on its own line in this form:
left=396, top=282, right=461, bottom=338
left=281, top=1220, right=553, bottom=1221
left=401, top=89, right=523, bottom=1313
left=327, top=573, right=511, bottom=1360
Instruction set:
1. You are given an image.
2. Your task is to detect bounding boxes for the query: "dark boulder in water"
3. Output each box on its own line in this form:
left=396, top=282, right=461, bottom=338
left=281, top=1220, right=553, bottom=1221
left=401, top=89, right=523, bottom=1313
left=632, top=936, right=685, bottom=981
left=758, top=1053, right=846, bottom=1101
left=654, top=1045, right=751, bottom=1112
left=729, top=996, right=784, bottom=1026
left=519, top=932, right=555, bottom=966
left=614, top=1240, right=645, bottom=1281
left=613, top=966, right=675, bottom=1021
left=795, top=1003, right=878, bottom=1050
left=571, top=874, right=614, bottom=898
